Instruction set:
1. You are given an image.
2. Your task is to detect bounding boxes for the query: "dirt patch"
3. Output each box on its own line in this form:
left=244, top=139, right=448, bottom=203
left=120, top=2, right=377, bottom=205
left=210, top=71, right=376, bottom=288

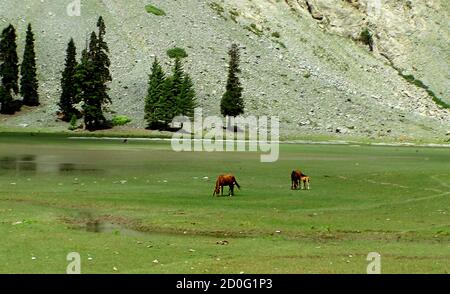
left=60, top=214, right=138, bottom=234
left=59, top=213, right=448, bottom=244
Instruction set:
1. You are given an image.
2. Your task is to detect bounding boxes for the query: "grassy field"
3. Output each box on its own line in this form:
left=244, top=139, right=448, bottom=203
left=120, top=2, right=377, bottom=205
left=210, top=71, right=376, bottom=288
left=0, top=133, right=449, bottom=274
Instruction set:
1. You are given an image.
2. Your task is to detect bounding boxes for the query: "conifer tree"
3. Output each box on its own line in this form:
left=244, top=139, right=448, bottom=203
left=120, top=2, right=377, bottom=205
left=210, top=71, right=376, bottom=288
left=75, top=48, right=101, bottom=131
left=79, top=32, right=106, bottom=131
left=59, top=38, right=79, bottom=121
left=145, top=57, right=197, bottom=129
left=145, top=58, right=166, bottom=128
left=74, top=17, right=112, bottom=131
left=163, top=57, right=184, bottom=124
left=0, top=24, right=19, bottom=114
left=20, top=24, right=39, bottom=106
left=94, top=16, right=112, bottom=95
left=154, top=58, right=184, bottom=127
left=0, top=85, right=12, bottom=114
left=220, top=44, right=244, bottom=123
left=178, top=73, right=196, bottom=118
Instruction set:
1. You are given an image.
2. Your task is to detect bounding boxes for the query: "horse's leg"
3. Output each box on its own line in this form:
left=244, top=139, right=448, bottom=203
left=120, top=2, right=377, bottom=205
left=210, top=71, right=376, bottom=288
left=221, top=186, right=224, bottom=196
left=230, top=184, right=234, bottom=196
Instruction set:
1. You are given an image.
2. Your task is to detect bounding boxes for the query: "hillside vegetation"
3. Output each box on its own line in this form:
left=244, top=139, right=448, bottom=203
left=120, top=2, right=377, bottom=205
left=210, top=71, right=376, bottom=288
left=0, top=0, right=448, bottom=141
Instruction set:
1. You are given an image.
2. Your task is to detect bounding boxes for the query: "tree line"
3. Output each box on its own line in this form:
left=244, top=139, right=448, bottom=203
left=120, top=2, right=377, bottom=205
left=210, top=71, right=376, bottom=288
left=0, top=17, right=245, bottom=131
left=0, top=24, right=39, bottom=114
left=145, top=43, right=244, bottom=130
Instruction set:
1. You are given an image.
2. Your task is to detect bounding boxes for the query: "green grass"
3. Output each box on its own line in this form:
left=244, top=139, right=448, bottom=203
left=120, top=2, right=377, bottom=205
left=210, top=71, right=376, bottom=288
left=398, top=72, right=450, bottom=109
left=145, top=4, right=166, bottom=16
left=0, top=134, right=449, bottom=273
left=387, top=62, right=450, bottom=109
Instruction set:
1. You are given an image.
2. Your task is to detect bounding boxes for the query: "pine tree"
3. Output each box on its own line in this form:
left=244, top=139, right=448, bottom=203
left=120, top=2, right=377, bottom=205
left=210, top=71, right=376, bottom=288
left=220, top=44, right=244, bottom=121
left=0, top=24, right=19, bottom=114
left=74, top=44, right=103, bottom=131
left=0, top=85, right=12, bottom=114
left=20, top=24, right=39, bottom=106
left=178, top=74, right=196, bottom=118
left=73, top=48, right=91, bottom=105
left=59, top=38, right=79, bottom=121
left=94, top=16, right=112, bottom=99
left=145, top=58, right=166, bottom=128
left=145, top=57, right=197, bottom=129
left=169, top=57, right=184, bottom=114
left=80, top=32, right=106, bottom=131
left=163, top=57, right=184, bottom=124
left=75, top=17, right=112, bottom=131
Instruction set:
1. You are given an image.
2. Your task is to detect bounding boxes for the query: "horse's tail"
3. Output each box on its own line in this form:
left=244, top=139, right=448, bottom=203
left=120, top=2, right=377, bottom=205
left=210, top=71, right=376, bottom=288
left=234, top=177, right=241, bottom=190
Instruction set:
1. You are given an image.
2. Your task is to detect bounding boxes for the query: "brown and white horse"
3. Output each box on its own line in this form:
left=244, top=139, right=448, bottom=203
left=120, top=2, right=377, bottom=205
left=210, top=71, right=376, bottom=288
left=300, top=175, right=311, bottom=190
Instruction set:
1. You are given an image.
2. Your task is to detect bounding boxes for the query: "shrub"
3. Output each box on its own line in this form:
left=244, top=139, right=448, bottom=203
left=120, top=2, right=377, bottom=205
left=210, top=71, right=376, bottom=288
left=271, top=31, right=281, bottom=38
left=68, top=114, right=78, bottom=131
left=145, top=4, right=166, bottom=16
left=245, top=23, right=263, bottom=37
left=360, top=28, right=374, bottom=51
left=167, top=47, right=188, bottom=59
left=208, top=2, right=225, bottom=19
left=274, top=39, right=287, bottom=49
left=229, top=8, right=240, bottom=23
left=112, top=115, right=132, bottom=126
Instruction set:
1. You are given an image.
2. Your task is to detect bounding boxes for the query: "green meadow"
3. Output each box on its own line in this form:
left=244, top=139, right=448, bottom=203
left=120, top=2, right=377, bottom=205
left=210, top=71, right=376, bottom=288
left=0, top=133, right=448, bottom=273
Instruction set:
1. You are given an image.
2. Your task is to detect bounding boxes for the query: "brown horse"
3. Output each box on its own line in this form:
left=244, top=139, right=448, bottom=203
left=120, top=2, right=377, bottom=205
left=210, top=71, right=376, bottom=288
left=291, top=170, right=303, bottom=190
left=213, top=174, right=241, bottom=197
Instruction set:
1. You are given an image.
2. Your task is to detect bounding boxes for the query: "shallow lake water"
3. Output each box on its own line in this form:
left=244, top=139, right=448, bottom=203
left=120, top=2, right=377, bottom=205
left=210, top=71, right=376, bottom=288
left=0, top=154, right=102, bottom=175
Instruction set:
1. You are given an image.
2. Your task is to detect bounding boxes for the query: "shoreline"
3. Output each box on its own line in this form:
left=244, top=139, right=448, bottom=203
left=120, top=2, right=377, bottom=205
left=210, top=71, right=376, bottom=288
left=67, top=136, right=450, bottom=148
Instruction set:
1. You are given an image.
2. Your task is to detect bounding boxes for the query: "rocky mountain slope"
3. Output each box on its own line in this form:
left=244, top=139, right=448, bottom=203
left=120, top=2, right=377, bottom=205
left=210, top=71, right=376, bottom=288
left=0, top=0, right=449, bottom=140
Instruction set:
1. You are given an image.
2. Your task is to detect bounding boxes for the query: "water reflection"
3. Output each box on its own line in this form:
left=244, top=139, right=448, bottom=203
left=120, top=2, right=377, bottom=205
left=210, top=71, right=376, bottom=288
left=0, top=155, right=36, bottom=172
left=59, top=163, right=76, bottom=172
left=0, top=155, right=101, bottom=174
